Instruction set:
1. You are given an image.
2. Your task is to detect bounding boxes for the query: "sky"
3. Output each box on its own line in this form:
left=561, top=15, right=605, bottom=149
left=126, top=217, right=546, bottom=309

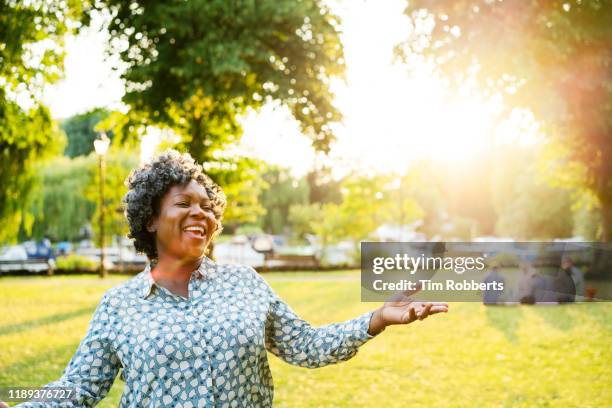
left=41, top=0, right=535, bottom=178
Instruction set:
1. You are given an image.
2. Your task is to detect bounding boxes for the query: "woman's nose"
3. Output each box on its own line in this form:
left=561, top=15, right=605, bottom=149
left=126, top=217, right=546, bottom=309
left=190, top=204, right=206, bottom=217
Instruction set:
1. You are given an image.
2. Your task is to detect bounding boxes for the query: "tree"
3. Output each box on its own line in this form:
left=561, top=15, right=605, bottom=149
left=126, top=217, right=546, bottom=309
left=288, top=202, right=323, bottom=239
left=258, top=166, right=309, bottom=234
left=490, top=145, right=574, bottom=239
left=62, top=108, right=112, bottom=158
left=95, top=0, right=343, bottom=234
left=201, top=155, right=268, bottom=233
left=311, top=173, right=397, bottom=262
left=98, top=0, right=344, bottom=156
left=0, top=0, right=91, bottom=243
left=401, top=161, right=447, bottom=239
left=24, top=156, right=96, bottom=242
left=306, top=165, right=342, bottom=205
left=398, top=0, right=612, bottom=241
left=19, top=147, right=139, bottom=244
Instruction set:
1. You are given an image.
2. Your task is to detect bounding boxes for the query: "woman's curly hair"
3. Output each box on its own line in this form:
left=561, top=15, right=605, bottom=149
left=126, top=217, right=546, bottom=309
left=123, top=150, right=226, bottom=260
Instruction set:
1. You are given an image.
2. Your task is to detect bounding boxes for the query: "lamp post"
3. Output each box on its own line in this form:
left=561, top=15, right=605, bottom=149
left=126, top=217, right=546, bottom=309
left=94, top=132, right=110, bottom=278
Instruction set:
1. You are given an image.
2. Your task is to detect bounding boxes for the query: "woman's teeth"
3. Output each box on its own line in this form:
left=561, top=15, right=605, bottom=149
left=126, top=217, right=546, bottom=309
left=183, top=226, right=204, bottom=235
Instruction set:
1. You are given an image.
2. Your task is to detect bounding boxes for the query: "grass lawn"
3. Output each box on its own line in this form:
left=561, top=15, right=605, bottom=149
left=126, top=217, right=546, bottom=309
left=1, top=271, right=610, bottom=407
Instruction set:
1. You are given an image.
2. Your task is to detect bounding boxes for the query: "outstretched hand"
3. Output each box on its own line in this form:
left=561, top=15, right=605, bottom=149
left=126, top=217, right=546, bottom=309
left=368, top=289, right=448, bottom=335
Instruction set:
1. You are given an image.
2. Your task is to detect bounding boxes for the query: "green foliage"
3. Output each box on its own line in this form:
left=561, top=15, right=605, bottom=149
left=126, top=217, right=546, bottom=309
left=387, top=174, right=426, bottom=230
left=85, top=148, right=139, bottom=246
left=26, top=155, right=96, bottom=242
left=399, top=0, right=612, bottom=240
left=61, top=108, right=112, bottom=158
left=494, top=173, right=573, bottom=240
left=56, top=254, right=97, bottom=271
left=306, top=166, right=342, bottom=204
left=207, top=156, right=268, bottom=232
left=491, top=146, right=574, bottom=239
left=99, top=0, right=344, bottom=156
left=0, top=0, right=91, bottom=243
left=18, top=147, right=138, bottom=245
left=258, top=166, right=309, bottom=234
left=400, top=162, right=446, bottom=239
left=94, top=0, right=345, bottom=232
left=310, top=173, right=418, bottom=261
left=0, top=101, right=66, bottom=243
left=288, top=203, right=323, bottom=239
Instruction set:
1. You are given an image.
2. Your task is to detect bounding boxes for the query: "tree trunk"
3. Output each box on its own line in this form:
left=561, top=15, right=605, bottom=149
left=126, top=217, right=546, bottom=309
left=589, top=193, right=612, bottom=279
left=601, top=196, right=612, bottom=243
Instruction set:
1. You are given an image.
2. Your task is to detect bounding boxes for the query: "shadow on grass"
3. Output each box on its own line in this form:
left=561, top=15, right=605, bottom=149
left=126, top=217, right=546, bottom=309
left=485, top=305, right=524, bottom=343
left=0, top=307, right=95, bottom=337
left=529, top=304, right=577, bottom=332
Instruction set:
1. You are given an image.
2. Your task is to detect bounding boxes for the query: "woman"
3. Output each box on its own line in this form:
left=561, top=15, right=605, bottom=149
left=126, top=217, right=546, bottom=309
left=13, top=150, right=448, bottom=407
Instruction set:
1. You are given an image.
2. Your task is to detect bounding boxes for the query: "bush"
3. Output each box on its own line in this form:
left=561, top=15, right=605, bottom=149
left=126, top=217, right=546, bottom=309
left=56, top=254, right=97, bottom=271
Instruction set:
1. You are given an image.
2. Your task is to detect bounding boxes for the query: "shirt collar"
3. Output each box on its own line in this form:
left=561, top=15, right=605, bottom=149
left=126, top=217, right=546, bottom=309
left=138, top=256, right=217, bottom=299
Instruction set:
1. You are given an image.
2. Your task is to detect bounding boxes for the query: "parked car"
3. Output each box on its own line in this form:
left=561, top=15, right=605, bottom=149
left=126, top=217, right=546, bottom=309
left=0, top=245, right=28, bottom=261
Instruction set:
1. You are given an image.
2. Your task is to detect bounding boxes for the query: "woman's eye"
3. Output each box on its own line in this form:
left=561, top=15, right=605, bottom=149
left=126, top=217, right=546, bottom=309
left=177, top=202, right=189, bottom=207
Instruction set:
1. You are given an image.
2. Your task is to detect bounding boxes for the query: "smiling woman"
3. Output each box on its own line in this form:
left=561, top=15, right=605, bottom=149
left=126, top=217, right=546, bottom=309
left=8, top=150, right=447, bottom=408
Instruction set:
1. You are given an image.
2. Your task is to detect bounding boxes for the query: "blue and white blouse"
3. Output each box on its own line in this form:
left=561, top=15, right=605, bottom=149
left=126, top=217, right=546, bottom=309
left=18, top=257, right=375, bottom=407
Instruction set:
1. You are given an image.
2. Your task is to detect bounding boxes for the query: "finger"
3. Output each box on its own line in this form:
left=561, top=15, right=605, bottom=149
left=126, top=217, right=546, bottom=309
left=428, top=305, right=449, bottom=314
left=403, top=305, right=417, bottom=323
left=418, top=303, right=432, bottom=320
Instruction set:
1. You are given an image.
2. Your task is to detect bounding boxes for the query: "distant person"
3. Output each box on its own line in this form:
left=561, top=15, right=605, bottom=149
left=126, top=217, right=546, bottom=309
left=561, top=255, right=585, bottom=299
left=531, top=272, right=549, bottom=303
left=517, top=261, right=537, bottom=304
left=553, top=266, right=576, bottom=303
left=483, top=265, right=505, bottom=305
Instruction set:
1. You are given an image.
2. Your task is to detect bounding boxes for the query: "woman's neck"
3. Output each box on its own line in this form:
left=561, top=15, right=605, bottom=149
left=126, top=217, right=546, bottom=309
left=152, top=255, right=202, bottom=282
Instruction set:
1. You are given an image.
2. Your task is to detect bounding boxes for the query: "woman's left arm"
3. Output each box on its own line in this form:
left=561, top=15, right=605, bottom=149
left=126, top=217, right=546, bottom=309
left=264, top=292, right=376, bottom=368
left=263, top=286, right=448, bottom=369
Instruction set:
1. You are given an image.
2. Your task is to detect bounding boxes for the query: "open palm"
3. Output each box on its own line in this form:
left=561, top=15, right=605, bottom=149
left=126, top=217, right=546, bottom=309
left=380, top=300, right=448, bottom=325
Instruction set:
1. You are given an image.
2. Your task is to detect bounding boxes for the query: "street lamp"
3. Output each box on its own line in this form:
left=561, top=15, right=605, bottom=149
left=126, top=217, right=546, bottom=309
left=94, top=132, right=110, bottom=278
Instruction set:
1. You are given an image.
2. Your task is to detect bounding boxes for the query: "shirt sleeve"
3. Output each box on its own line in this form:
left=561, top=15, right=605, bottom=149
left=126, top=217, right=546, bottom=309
left=15, top=293, right=121, bottom=407
left=259, top=273, right=376, bottom=369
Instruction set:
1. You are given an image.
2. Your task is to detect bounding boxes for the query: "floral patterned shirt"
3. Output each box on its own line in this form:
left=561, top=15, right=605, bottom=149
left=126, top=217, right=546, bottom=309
left=17, top=257, right=375, bottom=407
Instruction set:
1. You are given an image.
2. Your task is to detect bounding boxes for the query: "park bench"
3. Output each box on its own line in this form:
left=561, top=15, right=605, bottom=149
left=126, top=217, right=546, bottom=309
left=0, top=259, right=55, bottom=274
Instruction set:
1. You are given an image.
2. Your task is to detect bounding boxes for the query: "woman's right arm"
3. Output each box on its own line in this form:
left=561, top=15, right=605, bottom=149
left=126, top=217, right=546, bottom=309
left=14, top=293, right=121, bottom=407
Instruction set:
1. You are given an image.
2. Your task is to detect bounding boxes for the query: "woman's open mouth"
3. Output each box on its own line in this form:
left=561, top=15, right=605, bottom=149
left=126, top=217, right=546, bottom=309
left=183, top=225, right=206, bottom=240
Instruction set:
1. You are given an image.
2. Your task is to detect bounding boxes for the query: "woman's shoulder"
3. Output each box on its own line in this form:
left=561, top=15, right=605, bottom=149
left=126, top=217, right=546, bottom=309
left=101, top=270, right=152, bottom=302
left=213, top=261, right=270, bottom=290
left=213, top=261, right=259, bottom=280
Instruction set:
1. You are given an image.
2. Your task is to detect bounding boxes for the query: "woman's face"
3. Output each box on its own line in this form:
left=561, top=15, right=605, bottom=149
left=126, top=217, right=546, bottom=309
left=148, top=179, right=217, bottom=261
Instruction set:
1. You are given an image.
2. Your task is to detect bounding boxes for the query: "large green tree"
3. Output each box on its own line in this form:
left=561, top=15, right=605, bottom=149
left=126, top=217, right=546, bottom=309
left=0, top=0, right=91, bottom=243
left=98, top=0, right=344, bottom=157
left=399, top=0, right=612, bottom=241
left=95, top=0, right=343, bottom=233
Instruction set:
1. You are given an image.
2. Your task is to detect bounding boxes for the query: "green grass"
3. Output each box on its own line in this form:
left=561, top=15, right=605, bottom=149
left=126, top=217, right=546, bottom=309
left=1, top=272, right=610, bottom=407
